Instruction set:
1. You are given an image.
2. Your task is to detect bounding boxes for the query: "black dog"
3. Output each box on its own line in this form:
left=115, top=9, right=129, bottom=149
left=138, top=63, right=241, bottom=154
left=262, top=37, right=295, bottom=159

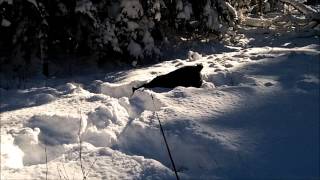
left=133, top=64, right=203, bottom=93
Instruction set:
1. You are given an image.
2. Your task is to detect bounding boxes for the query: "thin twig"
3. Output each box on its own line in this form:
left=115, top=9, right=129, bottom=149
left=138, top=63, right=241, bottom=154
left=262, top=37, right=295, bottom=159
left=57, top=165, right=63, bottom=180
left=57, top=165, right=68, bottom=180
left=78, top=108, right=86, bottom=180
left=62, top=163, right=70, bottom=180
left=84, top=158, right=98, bottom=178
left=76, top=86, right=96, bottom=180
left=45, top=145, right=48, bottom=180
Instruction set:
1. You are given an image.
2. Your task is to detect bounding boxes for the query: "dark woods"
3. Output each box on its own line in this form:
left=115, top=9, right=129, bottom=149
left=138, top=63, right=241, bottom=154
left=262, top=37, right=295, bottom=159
left=0, top=0, right=274, bottom=80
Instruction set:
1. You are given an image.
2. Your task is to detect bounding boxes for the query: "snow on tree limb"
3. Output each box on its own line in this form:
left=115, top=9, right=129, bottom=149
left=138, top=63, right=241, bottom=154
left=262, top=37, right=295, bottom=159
left=225, top=2, right=238, bottom=20
left=280, top=0, right=320, bottom=20
left=241, top=0, right=319, bottom=29
left=241, top=17, right=273, bottom=28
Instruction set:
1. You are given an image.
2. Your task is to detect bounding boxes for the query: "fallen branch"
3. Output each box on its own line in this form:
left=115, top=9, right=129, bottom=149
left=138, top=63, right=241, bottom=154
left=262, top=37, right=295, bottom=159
left=241, top=17, right=273, bottom=28
left=273, top=14, right=309, bottom=25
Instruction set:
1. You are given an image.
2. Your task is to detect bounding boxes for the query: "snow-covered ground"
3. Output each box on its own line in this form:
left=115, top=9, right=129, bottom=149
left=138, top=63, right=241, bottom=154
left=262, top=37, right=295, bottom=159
left=1, top=32, right=319, bottom=179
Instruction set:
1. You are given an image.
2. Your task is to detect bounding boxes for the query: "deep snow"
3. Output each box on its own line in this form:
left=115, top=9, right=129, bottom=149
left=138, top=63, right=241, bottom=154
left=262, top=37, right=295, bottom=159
left=1, top=31, right=319, bottom=179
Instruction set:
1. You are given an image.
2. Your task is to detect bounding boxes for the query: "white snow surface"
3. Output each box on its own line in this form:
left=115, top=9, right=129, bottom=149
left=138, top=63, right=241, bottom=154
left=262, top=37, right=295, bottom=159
left=1, top=33, right=319, bottom=179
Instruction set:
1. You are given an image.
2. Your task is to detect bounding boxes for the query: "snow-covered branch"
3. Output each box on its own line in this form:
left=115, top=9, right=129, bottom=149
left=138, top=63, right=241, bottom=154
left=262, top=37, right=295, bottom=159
left=241, top=17, right=273, bottom=28
left=280, top=0, right=320, bottom=20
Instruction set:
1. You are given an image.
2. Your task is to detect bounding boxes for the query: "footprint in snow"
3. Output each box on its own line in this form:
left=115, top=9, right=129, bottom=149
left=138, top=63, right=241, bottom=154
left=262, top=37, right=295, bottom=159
left=232, top=54, right=249, bottom=58
left=175, top=62, right=184, bottom=67
left=224, top=63, right=233, bottom=68
left=207, top=61, right=215, bottom=65
left=209, top=64, right=214, bottom=68
left=250, top=55, right=275, bottom=60
left=264, top=82, right=274, bottom=87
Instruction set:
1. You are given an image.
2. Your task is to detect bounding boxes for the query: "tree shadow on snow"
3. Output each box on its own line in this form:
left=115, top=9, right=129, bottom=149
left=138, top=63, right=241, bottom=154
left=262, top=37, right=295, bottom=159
left=241, top=29, right=320, bottom=49
left=179, top=53, right=318, bottom=178
left=0, top=87, right=61, bottom=112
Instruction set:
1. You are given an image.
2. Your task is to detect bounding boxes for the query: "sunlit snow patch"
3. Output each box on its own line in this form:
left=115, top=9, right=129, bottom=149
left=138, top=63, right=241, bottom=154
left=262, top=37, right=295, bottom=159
left=100, top=80, right=146, bottom=98
left=1, top=134, right=24, bottom=168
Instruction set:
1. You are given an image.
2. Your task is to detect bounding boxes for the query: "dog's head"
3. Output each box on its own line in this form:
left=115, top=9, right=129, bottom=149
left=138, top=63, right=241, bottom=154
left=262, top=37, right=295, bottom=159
left=196, top=63, right=203, bottom=71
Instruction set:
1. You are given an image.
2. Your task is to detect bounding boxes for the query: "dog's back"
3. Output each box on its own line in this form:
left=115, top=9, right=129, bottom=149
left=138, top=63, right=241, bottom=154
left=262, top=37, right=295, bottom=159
left=136, top=64, right=203, bottom=90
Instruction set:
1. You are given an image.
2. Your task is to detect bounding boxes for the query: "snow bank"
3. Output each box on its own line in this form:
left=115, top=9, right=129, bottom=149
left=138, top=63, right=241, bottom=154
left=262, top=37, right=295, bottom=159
left=83, top=89, right=165, bottom=146
left=12, top=128, right=47, bottom=166
left=203, top=71, right=257, bottom=87
left=3, top=127, right=67, bottom=167
left=13, top=128, right=40, bottom=147
left=100, top=80, right=145, bottom=98
left=118, top=111, right=168, bottom=165
left=128, top=90, right=165, bottom=118
left=61, top=145, right=176, bottom=180
left=0, top=87, right=59, bottom=111
left=34, top=93, right=56, bottom=104
left=82, top=127, right=118, bottom=147
left=27, top=114, right=87, bottom=145
left=88, top=103, right=128, bottom=129
left=1, top=134, right=24, bottom=169
left=83, top=102, right=129, bottom=147
left=118, top=109, right=244, bottom=177
left=2, top=141, right=176, bottom=179
left=119, top=97, right=137, bottom=118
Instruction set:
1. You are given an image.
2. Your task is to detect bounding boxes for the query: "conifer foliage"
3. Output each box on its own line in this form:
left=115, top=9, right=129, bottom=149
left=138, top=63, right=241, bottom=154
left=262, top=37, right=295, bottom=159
left=0, top=0, right=256, bottom=76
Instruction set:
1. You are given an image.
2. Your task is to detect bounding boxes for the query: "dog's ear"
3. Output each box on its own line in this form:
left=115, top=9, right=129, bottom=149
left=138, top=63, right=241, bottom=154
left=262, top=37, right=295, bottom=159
left=132, top=87, right=137, bottom=93
left=196, top=63, right=203, bottom=70
left=131, top=87, right=138, bottom=98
